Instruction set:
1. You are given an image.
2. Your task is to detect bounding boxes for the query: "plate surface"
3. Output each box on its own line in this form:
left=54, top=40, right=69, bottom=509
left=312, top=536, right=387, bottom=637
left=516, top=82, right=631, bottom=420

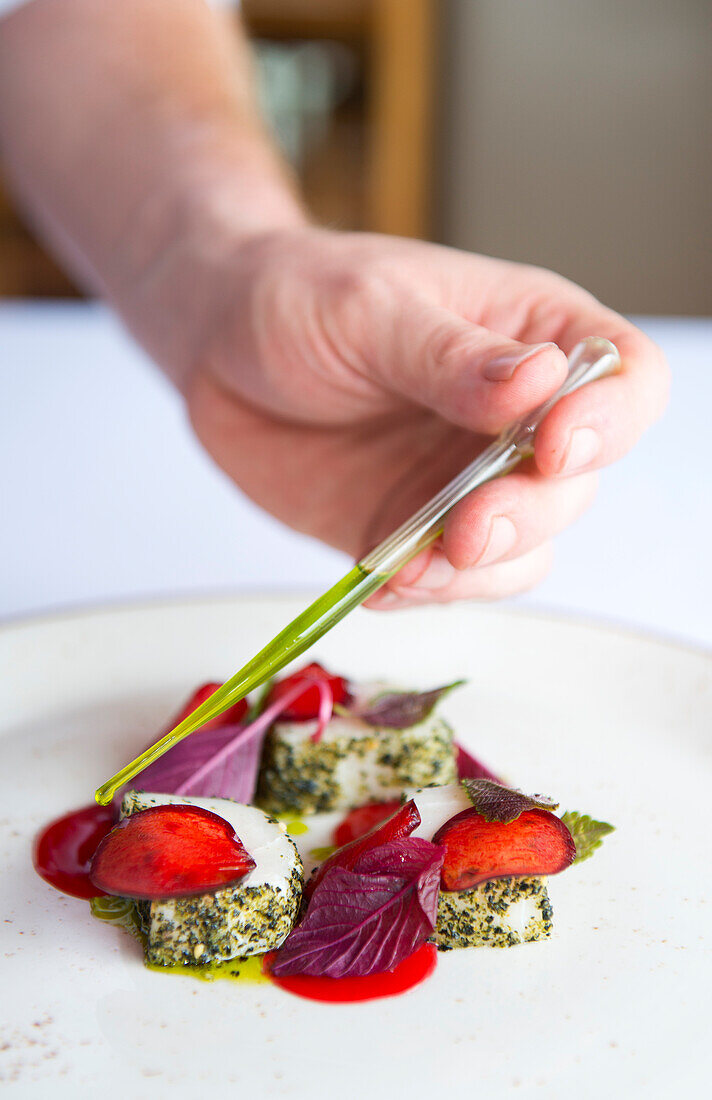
left=1, top=596, right=710, bottom=1098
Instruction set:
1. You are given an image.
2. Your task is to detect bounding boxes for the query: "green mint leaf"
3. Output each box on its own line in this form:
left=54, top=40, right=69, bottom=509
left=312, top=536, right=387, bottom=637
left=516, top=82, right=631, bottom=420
left=462, top=778, right=559, bottom=823
left=560, top=811, right=614, bottom=863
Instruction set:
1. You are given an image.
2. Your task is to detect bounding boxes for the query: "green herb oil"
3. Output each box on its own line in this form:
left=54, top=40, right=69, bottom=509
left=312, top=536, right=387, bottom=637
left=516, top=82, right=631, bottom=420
left=90, top=896, right=269, bottom=984
left=277, top=817, right=309, bottom=836
left=309, top=845, right=337, bottom=861
left=146, top=953, right=269, bottom=984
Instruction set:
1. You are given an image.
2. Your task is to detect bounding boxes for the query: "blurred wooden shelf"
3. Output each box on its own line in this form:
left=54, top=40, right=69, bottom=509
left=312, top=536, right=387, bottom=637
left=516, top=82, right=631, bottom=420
left=0, top=189, right=79, bottom=296
left=243, top=0, right=368, bottom=39
left=244, top=0, right=437, bottom=239
left=0, top=0, right=437, bottom=297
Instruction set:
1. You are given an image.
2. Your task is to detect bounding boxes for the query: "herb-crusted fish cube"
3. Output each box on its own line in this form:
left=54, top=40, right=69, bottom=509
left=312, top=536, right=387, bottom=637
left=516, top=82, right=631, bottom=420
left=120, top=791, right=303, bottom=967
left=410, top=783, right=554, bottom=950
left=257, top=682, right=458, bottom=814
left=431, top=876, right=553, bottom=949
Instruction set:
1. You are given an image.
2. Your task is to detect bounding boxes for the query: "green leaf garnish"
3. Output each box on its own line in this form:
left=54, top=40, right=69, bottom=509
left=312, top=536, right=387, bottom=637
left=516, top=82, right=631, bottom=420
left=462, top=778, right=559, bottom=823
left=560, top=811, right=614, bottom=863
left=90, top=896, right=143, bottom=942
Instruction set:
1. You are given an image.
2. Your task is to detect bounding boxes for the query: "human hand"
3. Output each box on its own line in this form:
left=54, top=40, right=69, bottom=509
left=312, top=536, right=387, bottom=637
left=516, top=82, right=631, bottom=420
left=0, top=1, right=669, bottom=608
left=181, top=227, right=669, bottom=608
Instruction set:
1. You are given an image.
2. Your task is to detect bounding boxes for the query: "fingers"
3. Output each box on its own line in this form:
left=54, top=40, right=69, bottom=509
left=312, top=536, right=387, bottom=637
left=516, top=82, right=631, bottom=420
left=442, top=468, right=598, bottom=569
left=364, top=465, right=595, bottom=608
left=475, top=271, right=672, bottom=478
left=365, top=303, right=569, bottom=434
left=436, top=256, right=671, bottom=476
left=534, top=325, right=671, bottom=476
left=365, top=543, right=554, bottom=609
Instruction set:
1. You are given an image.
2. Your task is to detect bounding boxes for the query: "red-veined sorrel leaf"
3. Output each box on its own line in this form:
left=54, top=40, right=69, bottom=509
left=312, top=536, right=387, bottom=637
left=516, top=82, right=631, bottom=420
left=306, top=799, right=420, bottom=899
left=272, top=837, right=444, bottom=978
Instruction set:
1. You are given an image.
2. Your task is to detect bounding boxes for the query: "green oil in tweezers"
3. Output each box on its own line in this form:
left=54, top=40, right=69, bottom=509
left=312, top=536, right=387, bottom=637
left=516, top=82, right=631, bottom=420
left=94, top=564, right=387, bottom=804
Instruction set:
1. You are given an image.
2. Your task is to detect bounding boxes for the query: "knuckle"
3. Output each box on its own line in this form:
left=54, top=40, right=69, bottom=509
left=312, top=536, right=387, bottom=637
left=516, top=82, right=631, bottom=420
left=322, top=263, right=391, bottom=316
left=423, top=319, right=474, bottom=373
left=316, top=263, right=396, bottom=359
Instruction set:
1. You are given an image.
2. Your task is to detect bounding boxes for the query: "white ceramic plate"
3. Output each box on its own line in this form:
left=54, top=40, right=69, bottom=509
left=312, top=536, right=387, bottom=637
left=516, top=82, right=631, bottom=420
left=1, top=596, right=710, bottom=1099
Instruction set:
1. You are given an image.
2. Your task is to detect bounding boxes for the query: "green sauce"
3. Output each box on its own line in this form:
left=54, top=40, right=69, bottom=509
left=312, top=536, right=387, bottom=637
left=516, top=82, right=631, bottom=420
left=91, top=896, right=269, bottom=984
left=146, top=953, right=269, bottom=984
left=310, top=846, right=337, bottom=861
left=95, top=563, right=387, bottom=805
left=279, top=817, right=309, bottom=836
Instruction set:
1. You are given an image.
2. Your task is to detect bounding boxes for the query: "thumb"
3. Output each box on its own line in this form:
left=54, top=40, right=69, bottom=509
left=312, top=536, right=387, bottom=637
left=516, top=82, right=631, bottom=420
left=366, top=303, right=569, bottom=433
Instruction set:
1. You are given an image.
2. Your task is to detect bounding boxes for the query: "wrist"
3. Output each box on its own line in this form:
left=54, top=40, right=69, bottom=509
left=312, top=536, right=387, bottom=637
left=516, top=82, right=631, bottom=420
left=111, top=131, right=308, bottom=389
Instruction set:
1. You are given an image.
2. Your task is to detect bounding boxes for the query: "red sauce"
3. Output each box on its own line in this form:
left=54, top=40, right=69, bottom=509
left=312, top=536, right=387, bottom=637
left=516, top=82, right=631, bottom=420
left=332, top=800, right=402, bottom=847
left=263, top=942, right=437, bottom=1003
left=33, top=804, right=115, bottom=899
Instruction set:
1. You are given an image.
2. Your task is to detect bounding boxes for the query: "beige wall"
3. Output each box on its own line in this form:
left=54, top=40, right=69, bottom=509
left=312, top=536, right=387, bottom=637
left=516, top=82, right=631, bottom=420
left=437, top=0, right=712, bottom=315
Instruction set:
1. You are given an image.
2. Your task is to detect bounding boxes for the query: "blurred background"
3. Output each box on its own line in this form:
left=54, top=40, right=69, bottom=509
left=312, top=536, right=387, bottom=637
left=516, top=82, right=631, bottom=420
left=1, top=0, right=710, bottom=643
left=1, top=0, right=710, bottom=312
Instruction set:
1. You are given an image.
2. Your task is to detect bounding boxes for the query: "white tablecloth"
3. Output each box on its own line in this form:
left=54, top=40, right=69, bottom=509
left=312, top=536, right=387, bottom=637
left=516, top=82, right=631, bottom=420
left=1, top=303, right=709, bottom=648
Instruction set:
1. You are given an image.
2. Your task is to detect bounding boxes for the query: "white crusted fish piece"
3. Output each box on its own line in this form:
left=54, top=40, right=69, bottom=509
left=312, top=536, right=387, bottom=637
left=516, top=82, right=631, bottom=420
left=431, top=876, right=553, bottom=949
left=409, top=783, right=554, bottom=950
left=120, top=790, right=303, bottom=967
left=256, top=682, right=457, bottom=815
left=408, top=782, right=473, bottom=840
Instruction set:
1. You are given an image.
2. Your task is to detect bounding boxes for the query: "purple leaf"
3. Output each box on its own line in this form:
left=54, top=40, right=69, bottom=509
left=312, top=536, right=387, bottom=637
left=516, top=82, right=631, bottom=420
left=129, top=677, right=331, bottom=804
left=178, top=728, right=265, bottom=803
left=455, top=742, right=502, bottom=783
left=462, top=778, right=559, bottom=823
left=129, top=722, right=262, bottom=803
left=345, top=680, right=464, bottom=730
left=271, top=837, right=444, bottom=979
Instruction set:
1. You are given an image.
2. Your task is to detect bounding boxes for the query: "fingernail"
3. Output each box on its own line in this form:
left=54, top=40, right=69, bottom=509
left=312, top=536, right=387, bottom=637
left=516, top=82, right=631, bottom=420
left=398, top=552, right=453, bottom=594
left=477, top=515, right=517, bottom=566
left=561, top=427, right=600, bottom=473
left=484, top=342, right=557, bottom=382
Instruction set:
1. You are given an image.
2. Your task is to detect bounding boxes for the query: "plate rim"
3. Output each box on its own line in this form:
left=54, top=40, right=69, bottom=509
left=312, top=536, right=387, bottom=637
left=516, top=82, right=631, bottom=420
left=1, top=589, right=710, bottom=663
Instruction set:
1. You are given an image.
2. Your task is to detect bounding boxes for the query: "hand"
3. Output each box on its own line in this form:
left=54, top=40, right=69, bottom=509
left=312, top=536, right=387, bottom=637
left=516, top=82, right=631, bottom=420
left=182, top=227, right=669, bottom=608
left=0, top=1, right=669, bottom=607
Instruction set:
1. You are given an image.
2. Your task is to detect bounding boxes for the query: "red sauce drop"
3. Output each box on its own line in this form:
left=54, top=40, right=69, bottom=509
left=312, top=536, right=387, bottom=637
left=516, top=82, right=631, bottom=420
left=263, top=942, right=437, bottom=1003
left=33, top=804, right=115, bottom=899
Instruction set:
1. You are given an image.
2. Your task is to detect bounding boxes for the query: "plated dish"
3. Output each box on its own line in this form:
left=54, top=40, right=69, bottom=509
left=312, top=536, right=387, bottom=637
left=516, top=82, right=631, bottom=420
left=4, top=596, right=711, bottom=1096
left=34, top=662, right=612, bottom=1001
